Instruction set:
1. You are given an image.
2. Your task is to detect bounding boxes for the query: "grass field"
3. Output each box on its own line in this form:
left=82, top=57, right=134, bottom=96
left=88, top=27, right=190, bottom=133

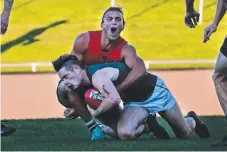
left=1, top=0, right=227, bottom=71
left=2, top=116, right=227, bottom=151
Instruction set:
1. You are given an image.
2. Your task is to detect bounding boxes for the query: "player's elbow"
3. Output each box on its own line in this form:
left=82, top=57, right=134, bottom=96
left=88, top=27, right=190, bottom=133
left=135, top=57, right=146, bottom=73
left=109, top=96, right=121, bottom=106
left=112, top=98, right=121, bottom=106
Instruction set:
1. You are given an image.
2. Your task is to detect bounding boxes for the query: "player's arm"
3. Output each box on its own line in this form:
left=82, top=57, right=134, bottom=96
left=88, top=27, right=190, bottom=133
left=67, top=87, right=93, bottom=121
left=91, top=68, right=121, bottom=117
left=204, top=0, right=227, bottom=43
left=184, top=0, right=200, bottom=28
left=66, top=33, right=93, bottom=122
left=117, top=44, right=146, bottom=92
left=212, top=0, right=227, bottom=27
left=185, top=0, right=195, bottom=12
left=1, top=0, right=14, bottom=35
left=70, top=32, right=89, bottom=63
left=2, top=0, right=14, bottom=14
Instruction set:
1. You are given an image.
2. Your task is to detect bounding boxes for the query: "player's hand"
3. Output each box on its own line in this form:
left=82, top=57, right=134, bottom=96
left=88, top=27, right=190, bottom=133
left=203, top=23, right=217, bottom=43
left=185, top=9, right=200, bottom=28
left=1, top=12, right=10, bottom=35
left=64, top=108, right=77, bottom=119
left=87, top=105, right=95, bottom=116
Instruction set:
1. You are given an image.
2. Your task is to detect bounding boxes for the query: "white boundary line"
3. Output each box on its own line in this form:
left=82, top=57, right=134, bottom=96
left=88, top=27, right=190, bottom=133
left=198, top=0, right=204, bottom=25
left=111, top=0, right=115, bottom=6
left=0, top=60, right=216, bottom=72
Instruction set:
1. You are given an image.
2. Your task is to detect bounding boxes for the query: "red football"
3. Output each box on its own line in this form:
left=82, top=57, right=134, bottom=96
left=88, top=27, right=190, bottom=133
left=84, top=88, right=104, bottom=110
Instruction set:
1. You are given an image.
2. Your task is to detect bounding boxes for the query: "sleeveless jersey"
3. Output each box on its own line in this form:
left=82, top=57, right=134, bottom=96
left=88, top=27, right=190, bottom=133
left=84, top=30, right=127, bottom=65
left=86, top=62, right=131, bottom=86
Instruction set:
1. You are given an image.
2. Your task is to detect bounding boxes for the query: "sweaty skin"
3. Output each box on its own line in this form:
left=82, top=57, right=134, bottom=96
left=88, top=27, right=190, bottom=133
left=92, top=68, right=121, bottom=117
left=70, top=11, right=146, bottom=93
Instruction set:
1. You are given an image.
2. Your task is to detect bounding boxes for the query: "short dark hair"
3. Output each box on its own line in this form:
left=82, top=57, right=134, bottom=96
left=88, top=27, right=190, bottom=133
left=101, top=7, right=125, bottom=25
left=52, top=54, right=80, bottom=72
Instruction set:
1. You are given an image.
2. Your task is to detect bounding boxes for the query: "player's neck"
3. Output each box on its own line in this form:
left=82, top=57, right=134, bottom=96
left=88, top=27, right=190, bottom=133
left=101, top=31, right=120, bottom=51
left=81, top=69, right=91, bottom=85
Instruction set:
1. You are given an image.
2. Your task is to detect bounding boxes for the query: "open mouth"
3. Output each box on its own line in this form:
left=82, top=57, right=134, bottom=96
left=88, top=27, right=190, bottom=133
left=110, top=27, right=117, bottom=34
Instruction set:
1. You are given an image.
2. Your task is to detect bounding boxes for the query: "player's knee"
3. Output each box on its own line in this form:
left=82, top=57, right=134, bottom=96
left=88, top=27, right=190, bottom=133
left=212, top=72, right=218, bottom=82
left=220, top=38, right=227, bottom=57
left=57, top=80, right=71, bottom=108
left=213, top=50, right=227, bottom=83
left=212, top=62, right=224, bottom=83
left=212, top=71, right=223, bottom=84
left=117, top=128, right=137, bottom=140
left=175, top=128, right=191, bottom=139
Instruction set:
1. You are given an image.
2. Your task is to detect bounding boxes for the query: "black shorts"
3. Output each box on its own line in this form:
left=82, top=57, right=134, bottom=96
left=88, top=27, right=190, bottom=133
left=220, top=37, right=227, bottom=57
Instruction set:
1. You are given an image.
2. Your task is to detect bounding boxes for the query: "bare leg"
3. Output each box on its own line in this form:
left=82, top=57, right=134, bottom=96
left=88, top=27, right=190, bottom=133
left=57, top=80, right=72, bottom=108
left=212, top=52, right=227, bottom=116
left=117, top=106, right=150, bottom=140
left=159, top=103, right=196, bottom=138
left=210, top=38, right=227, bottom=146
left=100, top=125, right=118, bottom=139
left=97, top=106, right=122, bottom=139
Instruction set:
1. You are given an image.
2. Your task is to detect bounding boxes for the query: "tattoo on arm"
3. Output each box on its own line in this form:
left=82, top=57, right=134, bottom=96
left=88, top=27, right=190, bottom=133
left=93, top=81, right=121, bottom=117
left=92, top=72, right=121, bottom=117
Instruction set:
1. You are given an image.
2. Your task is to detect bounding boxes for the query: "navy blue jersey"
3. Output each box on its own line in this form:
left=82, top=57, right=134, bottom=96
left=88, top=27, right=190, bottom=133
left=86, top=62, right=131, bottom=85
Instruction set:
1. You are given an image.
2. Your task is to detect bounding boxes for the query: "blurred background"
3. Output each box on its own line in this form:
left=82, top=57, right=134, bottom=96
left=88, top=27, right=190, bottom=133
left=1, top=1, right=227, bottom=151
left=1, top=0, right=227, bottom=119
left=1, top=0, right=227, bottom=71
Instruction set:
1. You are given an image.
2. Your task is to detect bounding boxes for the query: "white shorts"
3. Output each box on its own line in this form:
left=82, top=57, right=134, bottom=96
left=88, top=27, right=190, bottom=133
left=124, top=77, right=176, bottom=115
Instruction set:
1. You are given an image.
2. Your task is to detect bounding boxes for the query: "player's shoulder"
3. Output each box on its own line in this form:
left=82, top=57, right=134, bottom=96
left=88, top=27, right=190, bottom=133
left=75, top=30, right=102, bottom=45
left=72, top=32, right=90, bottom=53
left=75, top=32, right=90, bottom=43
left=122, top=43, right=136, bottom=55
left=123, top=44, right=136, bottom=50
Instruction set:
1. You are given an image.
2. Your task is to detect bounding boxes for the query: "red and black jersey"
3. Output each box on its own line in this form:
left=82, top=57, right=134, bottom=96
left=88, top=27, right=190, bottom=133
left=84, top=30, right=128, bottom=65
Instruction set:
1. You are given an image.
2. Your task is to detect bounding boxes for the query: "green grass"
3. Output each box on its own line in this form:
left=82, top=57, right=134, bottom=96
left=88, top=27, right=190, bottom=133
left=1, top=0, right=227, bottom=72
left=2, top=116, right=227, bottom=151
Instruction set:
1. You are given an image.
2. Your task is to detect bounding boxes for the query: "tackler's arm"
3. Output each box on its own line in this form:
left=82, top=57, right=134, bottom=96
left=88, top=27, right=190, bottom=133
left=91, top=69, right=121, bottom=117
left=117, top=44, right=146, bottom=92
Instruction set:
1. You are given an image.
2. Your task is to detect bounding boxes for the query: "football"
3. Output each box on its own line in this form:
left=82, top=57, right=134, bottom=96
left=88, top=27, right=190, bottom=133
left=84, top=88, right=104, bottom=110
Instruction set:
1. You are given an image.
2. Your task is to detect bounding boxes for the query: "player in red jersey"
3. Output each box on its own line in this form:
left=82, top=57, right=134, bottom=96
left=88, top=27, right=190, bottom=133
left=53, top=54, right=210, bottom=140
left=56, top=7, right=168, bottom=140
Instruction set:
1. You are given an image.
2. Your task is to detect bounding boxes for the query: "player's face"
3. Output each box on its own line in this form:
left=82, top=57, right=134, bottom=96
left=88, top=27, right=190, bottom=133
left=58, top=65, right=83, bottom=90
left=102, top=11, right=124, bottom=40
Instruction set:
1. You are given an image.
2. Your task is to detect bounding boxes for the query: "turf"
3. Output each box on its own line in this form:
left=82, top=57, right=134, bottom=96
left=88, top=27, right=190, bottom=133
left=1, top=0, right=227, bottom=71
left=1, top=116, right=227, bottom=151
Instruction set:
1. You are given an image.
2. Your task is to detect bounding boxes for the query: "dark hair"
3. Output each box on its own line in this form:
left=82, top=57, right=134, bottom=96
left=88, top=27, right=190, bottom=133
left=52, top=54, right=80, bottom=72
left=101, top=7, right=125, bottom=25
